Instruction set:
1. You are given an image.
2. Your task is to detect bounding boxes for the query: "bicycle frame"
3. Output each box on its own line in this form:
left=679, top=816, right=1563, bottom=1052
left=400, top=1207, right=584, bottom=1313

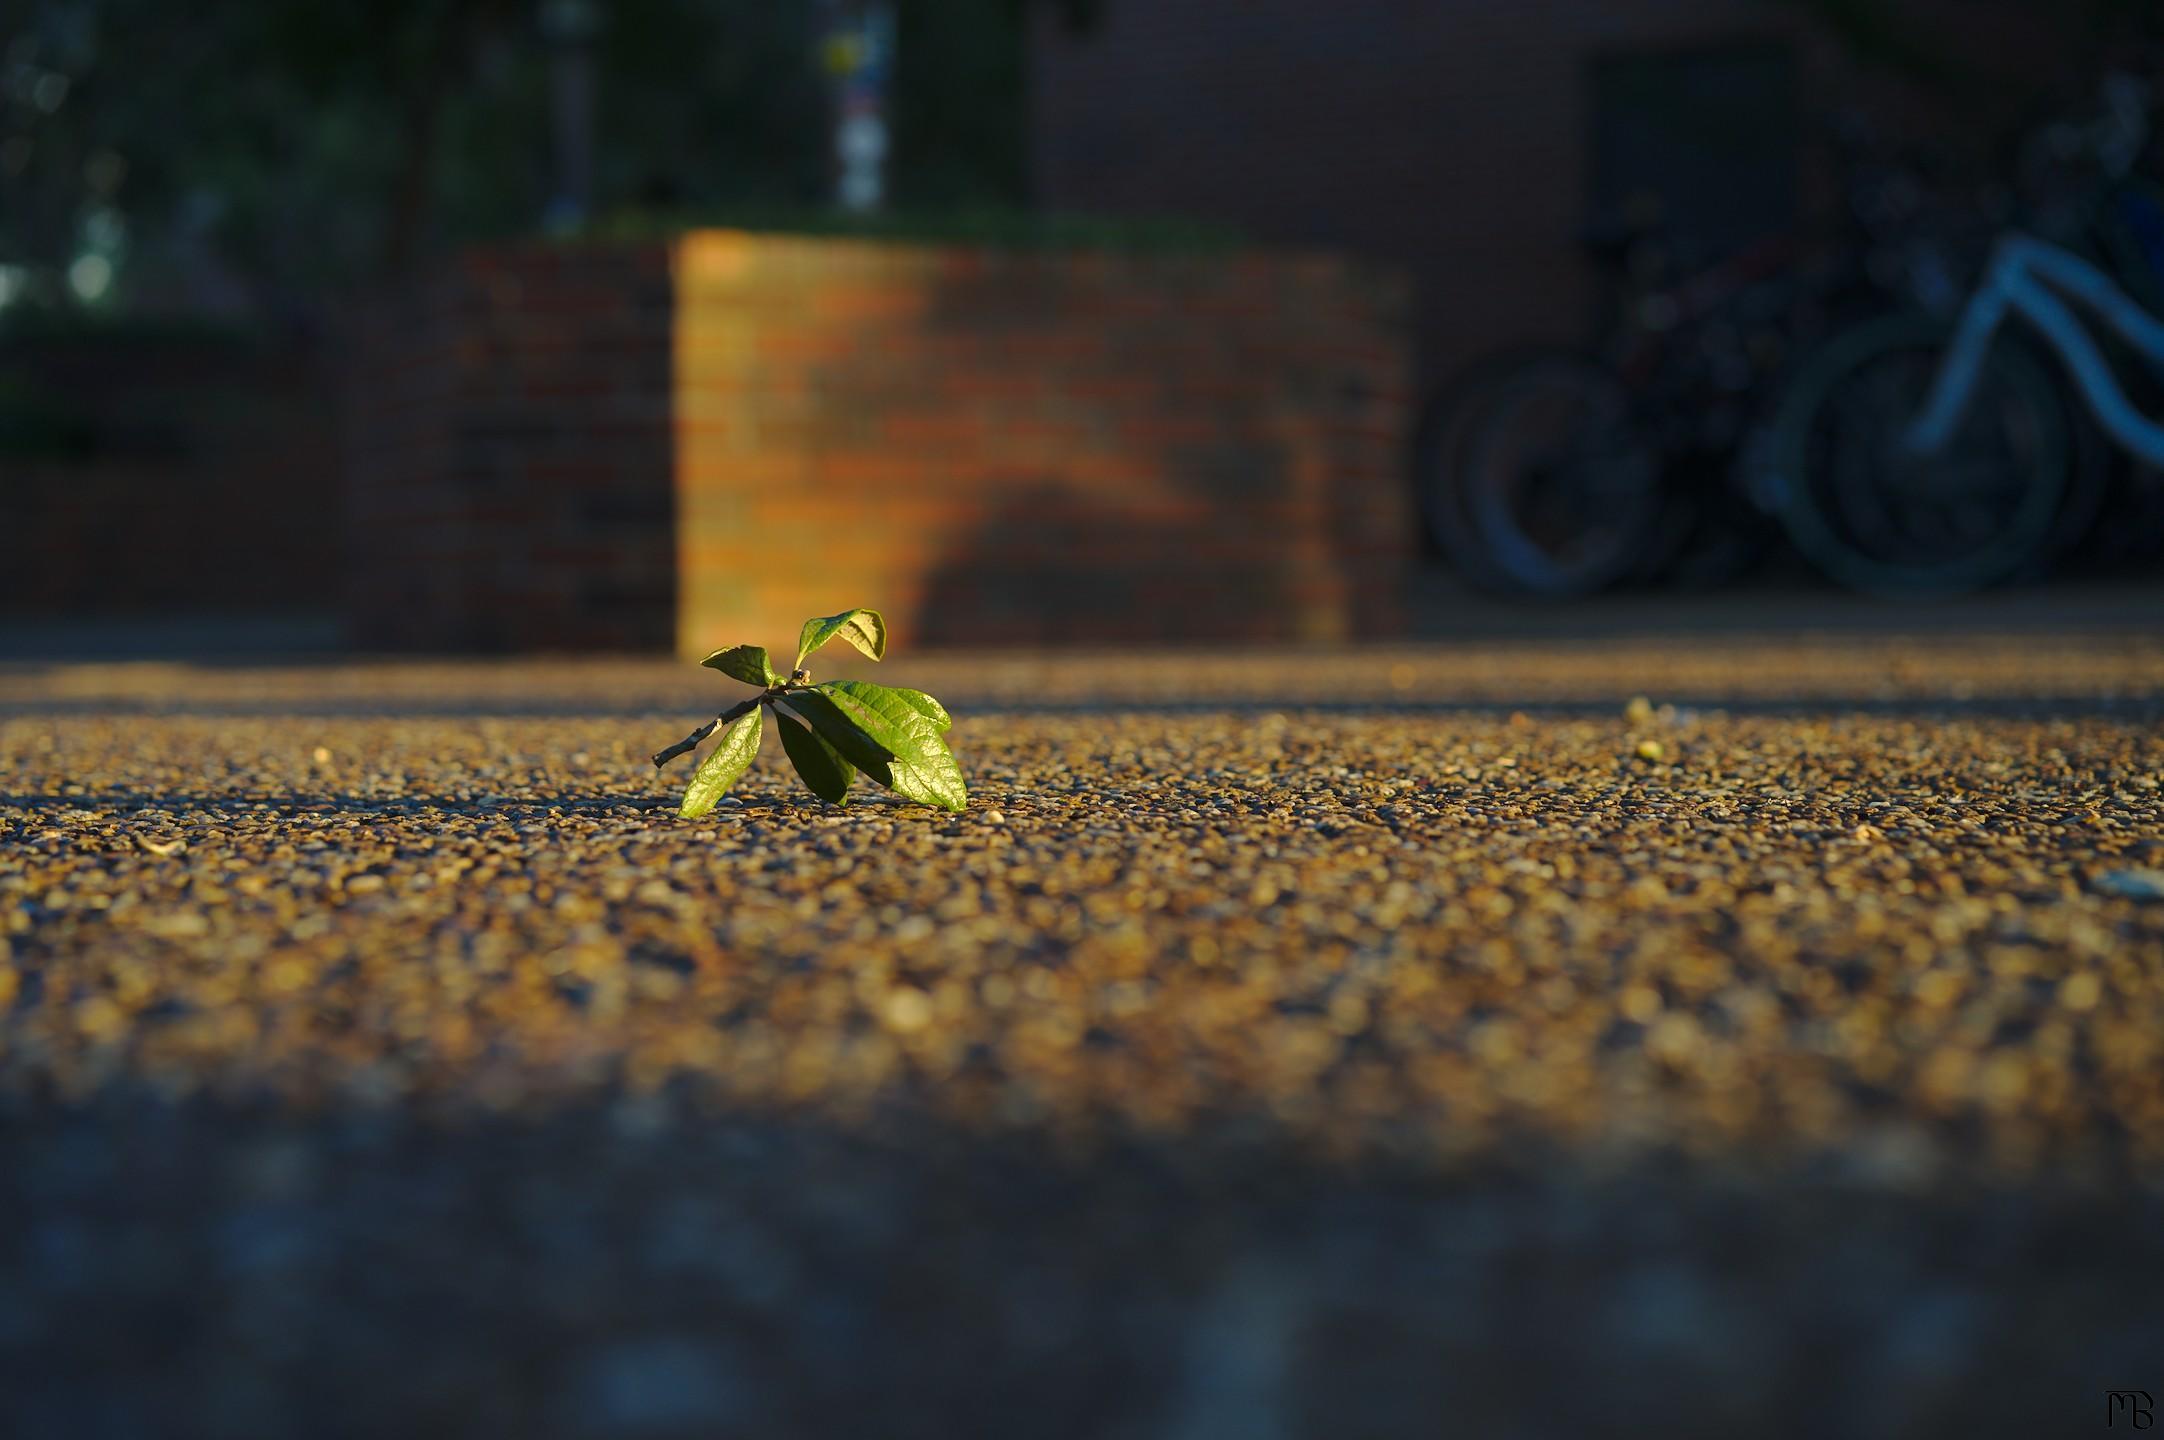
left=1906, top=232, right=2164, bottom=464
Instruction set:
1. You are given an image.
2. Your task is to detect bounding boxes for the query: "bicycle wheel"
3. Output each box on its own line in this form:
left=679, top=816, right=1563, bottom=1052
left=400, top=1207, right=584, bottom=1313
left=1763, top=313, right=2071, bottom=593
left=1442, top=355, right=1664, bottom=596
left=1415, top=362, right=1535, bottom=592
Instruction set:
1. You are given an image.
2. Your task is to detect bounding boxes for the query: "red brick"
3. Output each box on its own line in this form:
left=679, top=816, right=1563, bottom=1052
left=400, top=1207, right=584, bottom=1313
left=343, top=231, right=1413, bottom=653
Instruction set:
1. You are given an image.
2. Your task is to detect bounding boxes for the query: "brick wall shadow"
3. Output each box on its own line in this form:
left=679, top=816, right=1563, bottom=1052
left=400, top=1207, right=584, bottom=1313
left=349, top=234, right=1412, bottom=654
left=673, top=235, right=1415, bottom=654
left=896, top=251, right=1402, bottom=648
left=1, top=332, right=339, bottom=623
left=345, top=248, right=677, bottom=652
left=913, top=480, right=1305, bottom=647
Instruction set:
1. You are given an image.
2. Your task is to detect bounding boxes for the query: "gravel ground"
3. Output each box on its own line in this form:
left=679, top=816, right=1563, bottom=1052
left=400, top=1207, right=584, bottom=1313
left=2, top=635, right=2162, bottom=1438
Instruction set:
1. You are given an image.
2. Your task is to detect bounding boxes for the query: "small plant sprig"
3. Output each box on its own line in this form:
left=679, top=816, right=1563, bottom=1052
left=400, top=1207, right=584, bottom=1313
left=652, top=608, right=966, bottom=818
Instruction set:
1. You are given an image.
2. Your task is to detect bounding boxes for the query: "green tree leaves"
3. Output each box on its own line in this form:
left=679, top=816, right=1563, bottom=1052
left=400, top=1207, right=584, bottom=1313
left=701, top=644, right=779, bottom=687
left=795, top=608, right=887, bottom=668
left=792, top=683, right=968, bottom=813
left=886, top=687, right=952, bottom=732
left=678, top=707, right=763, bottom=819
left=661, top=609, right=963, bottom=815
left=776, top=710, right=855, bottom=804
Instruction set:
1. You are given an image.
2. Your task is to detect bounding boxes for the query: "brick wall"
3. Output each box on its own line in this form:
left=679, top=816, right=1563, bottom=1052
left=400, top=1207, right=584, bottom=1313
left=0, top=333, right=339, bottom=620
left=346, top=232, right=1413, bottom=654
left=344, top=247, right=678, bottom=652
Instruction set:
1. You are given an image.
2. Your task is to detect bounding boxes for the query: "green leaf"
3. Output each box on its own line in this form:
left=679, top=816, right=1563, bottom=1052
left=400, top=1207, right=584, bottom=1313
left=776, top=709, right=854, bottom=805
left=886, top=687, right=952, bottom=732
left=679, top=707, right=763, bottom=818
left=794, top=682, right=967, bottom=812
left=795, top=608, right=887, bottom=668
left=701, top=644, right=778, bottom=687
left=788, top=692, right=896, bottom=785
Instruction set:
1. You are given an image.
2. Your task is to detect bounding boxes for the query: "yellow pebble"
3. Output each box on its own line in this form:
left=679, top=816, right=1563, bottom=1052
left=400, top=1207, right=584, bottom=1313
left=2059, top=972, right=2102, bottom=1011
left=883, top=988, right=933, bottom=1034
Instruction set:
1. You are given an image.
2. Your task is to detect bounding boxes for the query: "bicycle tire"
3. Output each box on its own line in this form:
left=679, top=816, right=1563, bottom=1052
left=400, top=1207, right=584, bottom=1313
left=1414, top=361, right=1545, bottom=592
left=1761, top=312, right=2072, bottom=593
left=1436, top=354, right=1663, bottom=597
left=1414, top=349, right=1606, bottom=593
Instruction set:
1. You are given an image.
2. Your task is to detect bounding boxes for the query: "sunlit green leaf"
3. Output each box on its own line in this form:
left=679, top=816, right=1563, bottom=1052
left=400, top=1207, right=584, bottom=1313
left=776, top=708, right=854, bottom=804
left=795, top=608, right=887, bottom=667
left=886, top=687, right=952, bottom=732
left=679, top=707, right=762, bottom=818
left=701, top=644, right=778, bottom=687
left=793, top=683, right=966, bottom=812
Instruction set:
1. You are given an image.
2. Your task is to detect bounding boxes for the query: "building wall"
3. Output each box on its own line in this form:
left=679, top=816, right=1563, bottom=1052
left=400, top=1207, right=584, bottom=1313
left=0, top=333, right=339, bottom=622
left=345, top=233, right=1412, bottom=654
left=1027, top=0, right=2078, bottom=393
left=344, top=247, right=679, bottom=652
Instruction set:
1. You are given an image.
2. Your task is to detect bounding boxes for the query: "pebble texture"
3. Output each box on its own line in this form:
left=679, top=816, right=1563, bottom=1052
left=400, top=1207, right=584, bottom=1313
left=2, top=636, right=2161, bottom=1438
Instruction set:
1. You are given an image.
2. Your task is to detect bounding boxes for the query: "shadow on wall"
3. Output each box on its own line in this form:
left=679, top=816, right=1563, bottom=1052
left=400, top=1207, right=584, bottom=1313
left=344, top=249, right=680, bottom=653
left=894, top=248, right=1404, bottom=649
left=1, top=330, right=341, bottom=627
left=914, top=481, right=1307, bottom=648
left=347, top=234, right=1411, bottom=654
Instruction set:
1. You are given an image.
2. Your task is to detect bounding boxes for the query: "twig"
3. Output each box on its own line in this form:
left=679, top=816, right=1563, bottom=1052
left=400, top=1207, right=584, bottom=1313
left=652, top=694, right=765, bottom=768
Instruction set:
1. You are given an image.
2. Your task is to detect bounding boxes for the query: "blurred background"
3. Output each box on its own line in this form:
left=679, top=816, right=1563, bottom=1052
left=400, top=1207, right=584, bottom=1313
left=3, top=0, right=2162, bottom=657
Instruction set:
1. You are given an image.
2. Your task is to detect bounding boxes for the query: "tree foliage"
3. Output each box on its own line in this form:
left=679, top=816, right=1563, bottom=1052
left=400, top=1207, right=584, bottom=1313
left=1, top=0, right=1078, bottom=322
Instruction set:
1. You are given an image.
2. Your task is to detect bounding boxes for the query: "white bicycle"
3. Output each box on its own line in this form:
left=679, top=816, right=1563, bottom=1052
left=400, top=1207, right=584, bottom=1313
left=1761, top=77, right=2163, bottom=591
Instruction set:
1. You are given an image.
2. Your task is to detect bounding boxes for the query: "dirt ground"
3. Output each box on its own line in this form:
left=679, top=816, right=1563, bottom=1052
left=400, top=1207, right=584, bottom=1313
left=2, top=634, right=2161, bottom=1438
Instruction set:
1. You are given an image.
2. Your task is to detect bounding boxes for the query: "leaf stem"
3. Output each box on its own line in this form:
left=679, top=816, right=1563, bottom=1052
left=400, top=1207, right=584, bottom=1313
left=651, top=693, right=768, bottom=768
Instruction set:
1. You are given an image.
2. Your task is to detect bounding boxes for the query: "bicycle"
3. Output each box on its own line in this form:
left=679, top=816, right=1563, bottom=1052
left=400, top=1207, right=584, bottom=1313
left=1758, top=76, right=2161, bottom=592
left=1419, top=224, right=1811, bottom=597
left=1420, top=125, right=1936, bottom=599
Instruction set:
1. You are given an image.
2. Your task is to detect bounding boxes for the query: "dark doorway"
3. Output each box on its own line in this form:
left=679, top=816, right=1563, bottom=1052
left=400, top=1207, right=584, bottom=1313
left=1587, top=40, right=1800, bottom=266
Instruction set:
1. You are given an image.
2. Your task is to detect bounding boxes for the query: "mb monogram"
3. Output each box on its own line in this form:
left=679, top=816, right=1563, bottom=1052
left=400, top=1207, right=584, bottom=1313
left=2108, top=1391, right=2155, bottom=1429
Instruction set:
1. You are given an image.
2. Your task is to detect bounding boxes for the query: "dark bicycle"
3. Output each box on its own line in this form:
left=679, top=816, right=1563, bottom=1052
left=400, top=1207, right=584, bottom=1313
left=1419, top=137, right=1923, bottom=598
